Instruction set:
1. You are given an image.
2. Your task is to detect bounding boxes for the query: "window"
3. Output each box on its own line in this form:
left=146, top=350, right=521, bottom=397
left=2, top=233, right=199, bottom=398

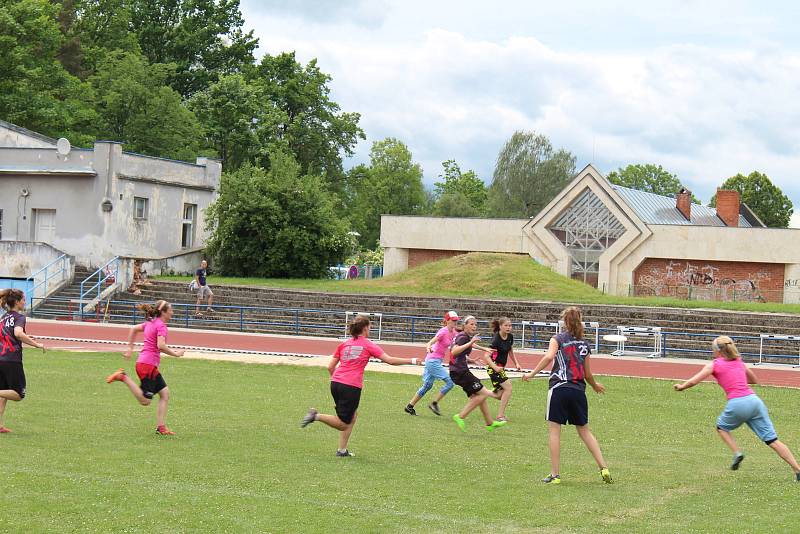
left=133, top=197, right=149, bottom=220
left=181, top=203, right=197, bottom=248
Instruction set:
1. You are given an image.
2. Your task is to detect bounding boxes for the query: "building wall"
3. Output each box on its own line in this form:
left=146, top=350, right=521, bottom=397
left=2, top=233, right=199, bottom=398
left=633, top=258, right=785, bottom=302
left=407, top=249, right=466, bottom=269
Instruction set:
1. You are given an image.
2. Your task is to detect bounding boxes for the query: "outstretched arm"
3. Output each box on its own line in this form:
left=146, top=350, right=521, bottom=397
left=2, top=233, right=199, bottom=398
left=523, top=338, right=558, bottom=381
left=674, top=363, right=714, bottom=391
left=14, top=327, right=45, bottom=351
left=378, top=352, right=419, bottom=366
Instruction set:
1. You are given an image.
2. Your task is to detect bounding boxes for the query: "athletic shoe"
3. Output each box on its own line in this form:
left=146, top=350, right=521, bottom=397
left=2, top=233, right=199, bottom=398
left=496, top=416, right=509, bottom=422
left=301, top=408, right=318, bottom=428
left=428, top=402, right=441, bottom=416
left=105, top=369, right=126, bottom=383
left=404, top=404, right=417, bottom=416
left=600, top=467, right=613, bottom=484
left=452, top=414, right=466, bottom=432
left=156, top=426, right=176, bottom=436
left=336, top=449, right=355, bottom=457
left=542, top=474, right=561, bottom=484
left=206, top=307, right=215, bottom=313
left=730, top=452, right=745, bottom=470
left=486, top=420, right=507, bottom=432
left=795, top=472, right=800, bottom=482
left=0, top=427, right=11, bottom=433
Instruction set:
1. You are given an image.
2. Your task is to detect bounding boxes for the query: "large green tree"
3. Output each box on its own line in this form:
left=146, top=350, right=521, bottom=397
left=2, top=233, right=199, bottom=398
left=205, top=151, right=350, bottom=277
left=345, top=138, right=426, bottom=247
left=432, top=159, right=487, bottom=216
left=709, top=171, right=793, bottom=228
left=607, top=163, right=700, bottom=203
left=487, top=131, right=576, bottom=217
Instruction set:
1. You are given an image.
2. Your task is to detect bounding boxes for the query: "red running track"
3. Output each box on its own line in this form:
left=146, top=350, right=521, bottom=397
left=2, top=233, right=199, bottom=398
left=28, top=319, right=800, bottom=388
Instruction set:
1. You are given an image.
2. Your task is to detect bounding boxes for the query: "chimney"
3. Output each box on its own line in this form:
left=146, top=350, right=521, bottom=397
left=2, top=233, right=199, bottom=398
left=716, top=189, right=740, bottom=227
left=676, top=187, right=692, bottom=221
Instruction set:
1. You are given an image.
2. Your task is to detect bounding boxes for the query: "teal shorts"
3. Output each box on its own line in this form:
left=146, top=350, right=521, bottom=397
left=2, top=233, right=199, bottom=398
left=716, top=394, right=777, bottom=443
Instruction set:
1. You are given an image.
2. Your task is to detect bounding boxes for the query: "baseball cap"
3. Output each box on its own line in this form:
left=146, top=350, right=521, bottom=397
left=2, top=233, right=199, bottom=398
left=444, top=311, right=460, bottom=322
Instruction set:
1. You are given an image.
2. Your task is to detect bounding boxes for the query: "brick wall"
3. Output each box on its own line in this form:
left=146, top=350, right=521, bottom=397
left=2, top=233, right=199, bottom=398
left=407, top=249, right=466, bottom=269
left=634, top=258, right=785, bottom=302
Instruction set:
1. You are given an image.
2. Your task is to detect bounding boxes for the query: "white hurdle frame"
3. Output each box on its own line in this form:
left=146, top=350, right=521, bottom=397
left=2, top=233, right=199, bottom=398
left=344, top=311, right=383, bottom=340
left=520, top=321, right=559, bottom=350
left=611, top=326, right=663, bottom=358
left=757, top=334, right=800, bottom=367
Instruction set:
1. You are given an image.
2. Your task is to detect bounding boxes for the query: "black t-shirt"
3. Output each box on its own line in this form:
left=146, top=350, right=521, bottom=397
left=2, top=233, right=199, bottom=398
left=449, top=332, right=472, bottom=374
left=490, top=332, right=514, bottom=366
left=0, top=311, right=26, bottom=363
left=196, top=268, right=207, bottom=286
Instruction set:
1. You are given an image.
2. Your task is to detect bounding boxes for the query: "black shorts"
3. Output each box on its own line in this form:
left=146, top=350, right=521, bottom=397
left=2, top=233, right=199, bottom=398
left=547, top=386, right=588, bottom=426
left=135, top=363, right=167, bottom=399
left=450, top=370, right=484, bottom=397
left=487, top=366, right=509, bottom=391
left=331, top=381, right=361, bottom=424
left=0, top=362, right=26, bottom=399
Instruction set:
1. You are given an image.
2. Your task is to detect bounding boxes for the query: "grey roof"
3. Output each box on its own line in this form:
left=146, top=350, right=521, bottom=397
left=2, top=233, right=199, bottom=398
left=612, top=185, right=753, bottom=227
left=0, top=119, right=57, bottom=146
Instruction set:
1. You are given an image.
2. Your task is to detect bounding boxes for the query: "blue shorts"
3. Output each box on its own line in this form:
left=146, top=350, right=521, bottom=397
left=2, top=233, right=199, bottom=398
left=716, top=394, right=777, bottom=443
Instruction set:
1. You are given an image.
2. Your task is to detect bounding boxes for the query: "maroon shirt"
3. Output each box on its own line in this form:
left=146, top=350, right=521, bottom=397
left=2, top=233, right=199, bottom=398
left=0, top=311, right=26, bottom=363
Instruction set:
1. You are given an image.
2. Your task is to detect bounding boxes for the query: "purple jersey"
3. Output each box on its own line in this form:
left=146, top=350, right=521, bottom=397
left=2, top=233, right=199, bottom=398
left=548, top=331, right=590, bottom=391
left=0, top=311, right=26, bottom=363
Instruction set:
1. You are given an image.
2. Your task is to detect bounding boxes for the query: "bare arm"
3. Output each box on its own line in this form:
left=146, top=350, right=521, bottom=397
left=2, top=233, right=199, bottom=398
left=745, top=366, right=759, bottom=385
left=674, top=363, right=714, bottom=391
left=451, top=336, right=481, bottom=356
left=378, top=352, right=418, bottom=366
left=523, top=338, right=558, bottom=381
left=157, top=336, right=184, bottom=358
left=477, top=351, right=502, bottom=372
left=509, top=348, right=522, bottom=370
left=14, top=327, right=44, bottom=351
left=584, top=355, right=604, bottom=393
left=124, top=323, right=145, bottom=359
left=328, top=356, right=339, bottom=376
left=425, top=334, right=439, bottom=353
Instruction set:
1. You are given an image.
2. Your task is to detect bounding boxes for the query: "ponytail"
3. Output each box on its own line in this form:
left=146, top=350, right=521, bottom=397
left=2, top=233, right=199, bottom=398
left=561, top=306, right=584, bottom=340
left=0, top=289, right=24, bottom=311
left=139, top=299, right=170, bottom=320
left=490, top=317, right=510, bottom=333
left=347, top=315, right=371, bottom=338
left=713, top=336, right=741, bottom=360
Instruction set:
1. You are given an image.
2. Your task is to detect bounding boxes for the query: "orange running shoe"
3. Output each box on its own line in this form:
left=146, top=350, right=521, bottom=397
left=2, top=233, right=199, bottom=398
left=156, top=425, right=176, bottom=436
left=106, top=369, right=126, bottom=383
left=0, top=427, right=11, bottom=433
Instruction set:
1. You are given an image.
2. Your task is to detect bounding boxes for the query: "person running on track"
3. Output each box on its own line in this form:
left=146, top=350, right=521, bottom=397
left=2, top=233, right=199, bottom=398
left=523, top=306, right=612, bottom=485
left=674, top=335, right=800, bottom=480
left=404, top=311, right=458, bottom=416
left=0, top=289, right=46, bottom=433
left=106, top=300, right=184, bottom=435
left=300, top=315, right=420, bottom=457
left=485, top=317, right=521, bottom=422
left=450, top=316, right=506, bottom=432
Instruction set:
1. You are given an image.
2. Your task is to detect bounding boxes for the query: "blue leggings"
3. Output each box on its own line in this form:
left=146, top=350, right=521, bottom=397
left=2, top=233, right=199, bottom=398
left=417, top=358, right=454, bottom=397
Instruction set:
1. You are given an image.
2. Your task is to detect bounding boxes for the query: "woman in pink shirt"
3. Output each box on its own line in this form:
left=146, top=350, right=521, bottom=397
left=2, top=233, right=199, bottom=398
left=106, top=300, right=184, bottom=435
left=674, top=336, right=800, bottom=480
left=301, top=315, right=419, bottom=457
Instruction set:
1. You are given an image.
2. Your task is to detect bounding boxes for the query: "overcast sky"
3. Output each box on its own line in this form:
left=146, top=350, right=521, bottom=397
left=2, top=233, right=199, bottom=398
left=240, top=0, right=800, bottom=224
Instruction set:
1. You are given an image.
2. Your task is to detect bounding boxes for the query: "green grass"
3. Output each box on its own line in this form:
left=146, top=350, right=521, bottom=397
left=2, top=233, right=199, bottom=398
left=5, top=351, right=800, bottom=532
left=159, top=253, right=800, bottom=314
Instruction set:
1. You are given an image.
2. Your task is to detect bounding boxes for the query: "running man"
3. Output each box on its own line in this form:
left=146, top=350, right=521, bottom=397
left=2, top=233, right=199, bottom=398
left=106, top=300, right=185, bottom=435
left=404, top=311, right=458, bottom=416
left=485, top=317, right=521, bottom=422
left=301, top=315, right=420, bottom=457
left=0, top=289, right=46, bottom=433
left=523, top=307, right=612, bottom=484
left=674, top=336, right=800, bottom=480
left=195, top=260, right=214, bottom=316
left=450, top=316, right=506, bottom=432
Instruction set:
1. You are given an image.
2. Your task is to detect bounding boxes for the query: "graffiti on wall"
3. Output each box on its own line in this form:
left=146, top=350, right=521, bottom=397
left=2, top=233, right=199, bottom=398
left=635, top=260, right=775, bottom=302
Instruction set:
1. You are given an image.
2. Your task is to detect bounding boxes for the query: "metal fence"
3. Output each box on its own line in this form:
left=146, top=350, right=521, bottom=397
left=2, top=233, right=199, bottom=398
left=29, top=296, right=800, bottom=364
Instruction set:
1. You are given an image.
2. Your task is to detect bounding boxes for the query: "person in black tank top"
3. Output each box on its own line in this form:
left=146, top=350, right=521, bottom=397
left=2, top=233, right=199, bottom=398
left=484, top=317, right=522, bottom=422
left=523, top=307, right=612, bottom=485
left=0, top=289, right=46, bottom=433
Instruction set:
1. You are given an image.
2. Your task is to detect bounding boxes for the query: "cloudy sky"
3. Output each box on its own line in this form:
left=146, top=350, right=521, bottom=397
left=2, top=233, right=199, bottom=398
left=240, top=0, right=800, bottom=223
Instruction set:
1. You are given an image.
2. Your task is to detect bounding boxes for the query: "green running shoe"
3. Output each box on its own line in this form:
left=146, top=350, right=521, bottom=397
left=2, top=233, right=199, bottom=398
left=600, top=467, right=613, bottom=484
left=452, top=414, right=466, bottom=432
left=542, top=474, right=561, bottom=484
left=486, top=420, right=507, bottom=432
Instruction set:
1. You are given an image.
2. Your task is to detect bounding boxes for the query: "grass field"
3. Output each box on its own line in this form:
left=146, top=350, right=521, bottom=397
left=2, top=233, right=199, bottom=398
left=158, top=253, right=800, bottom=315
left=5, top=351, right=800, bottom=533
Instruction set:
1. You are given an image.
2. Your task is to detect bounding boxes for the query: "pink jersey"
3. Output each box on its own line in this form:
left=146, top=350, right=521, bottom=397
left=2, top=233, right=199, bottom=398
left=427, top=326, right=455, bottom=361
left=136, top=318, right=168, bottom=367
left=330, top=336, right=384, bottom=389
left=712, top=357, right=755, bottom=399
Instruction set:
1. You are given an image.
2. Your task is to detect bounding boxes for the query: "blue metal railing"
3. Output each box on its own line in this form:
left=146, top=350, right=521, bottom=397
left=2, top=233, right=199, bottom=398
left=29, top=296, right=800, bottom=364
left=26, top=254, right=69, bottom=306
left=79, top=257, right=120, bottom=320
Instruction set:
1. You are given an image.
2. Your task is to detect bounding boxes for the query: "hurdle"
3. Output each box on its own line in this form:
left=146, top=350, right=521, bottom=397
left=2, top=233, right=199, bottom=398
left=609, top=326, right=662, bottom=358
left=756, top=334, right=800, bottom=367
left=344, top=311, right=383, bottom=340
left=520, top=321, right=559, bottom=350
left=558, top=320, right=600, bottom=352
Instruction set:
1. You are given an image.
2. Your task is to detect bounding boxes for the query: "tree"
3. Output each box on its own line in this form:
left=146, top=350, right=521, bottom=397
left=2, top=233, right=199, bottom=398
left=205, top=151, right=350, bottom=278
left=709, top=171, right=793, bottom=228
left=607, top=163, right=700, bottom=203
left=486, top=131, right=576, bottom=217
left=432, top=159, right=487, bottom=216
left=345, top=138, right=426, bottom=247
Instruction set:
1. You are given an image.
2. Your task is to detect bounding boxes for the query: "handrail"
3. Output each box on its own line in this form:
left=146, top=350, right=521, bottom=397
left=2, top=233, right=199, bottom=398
left=79, top=256, right=120, bottom=319
left=25, top=254, right=68, bottom=303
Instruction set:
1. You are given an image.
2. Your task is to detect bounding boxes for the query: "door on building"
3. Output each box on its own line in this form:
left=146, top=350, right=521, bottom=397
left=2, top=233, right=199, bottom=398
left=32, top=209, right=56, bottom=243
left=181, top=203, right=196, bottom=248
